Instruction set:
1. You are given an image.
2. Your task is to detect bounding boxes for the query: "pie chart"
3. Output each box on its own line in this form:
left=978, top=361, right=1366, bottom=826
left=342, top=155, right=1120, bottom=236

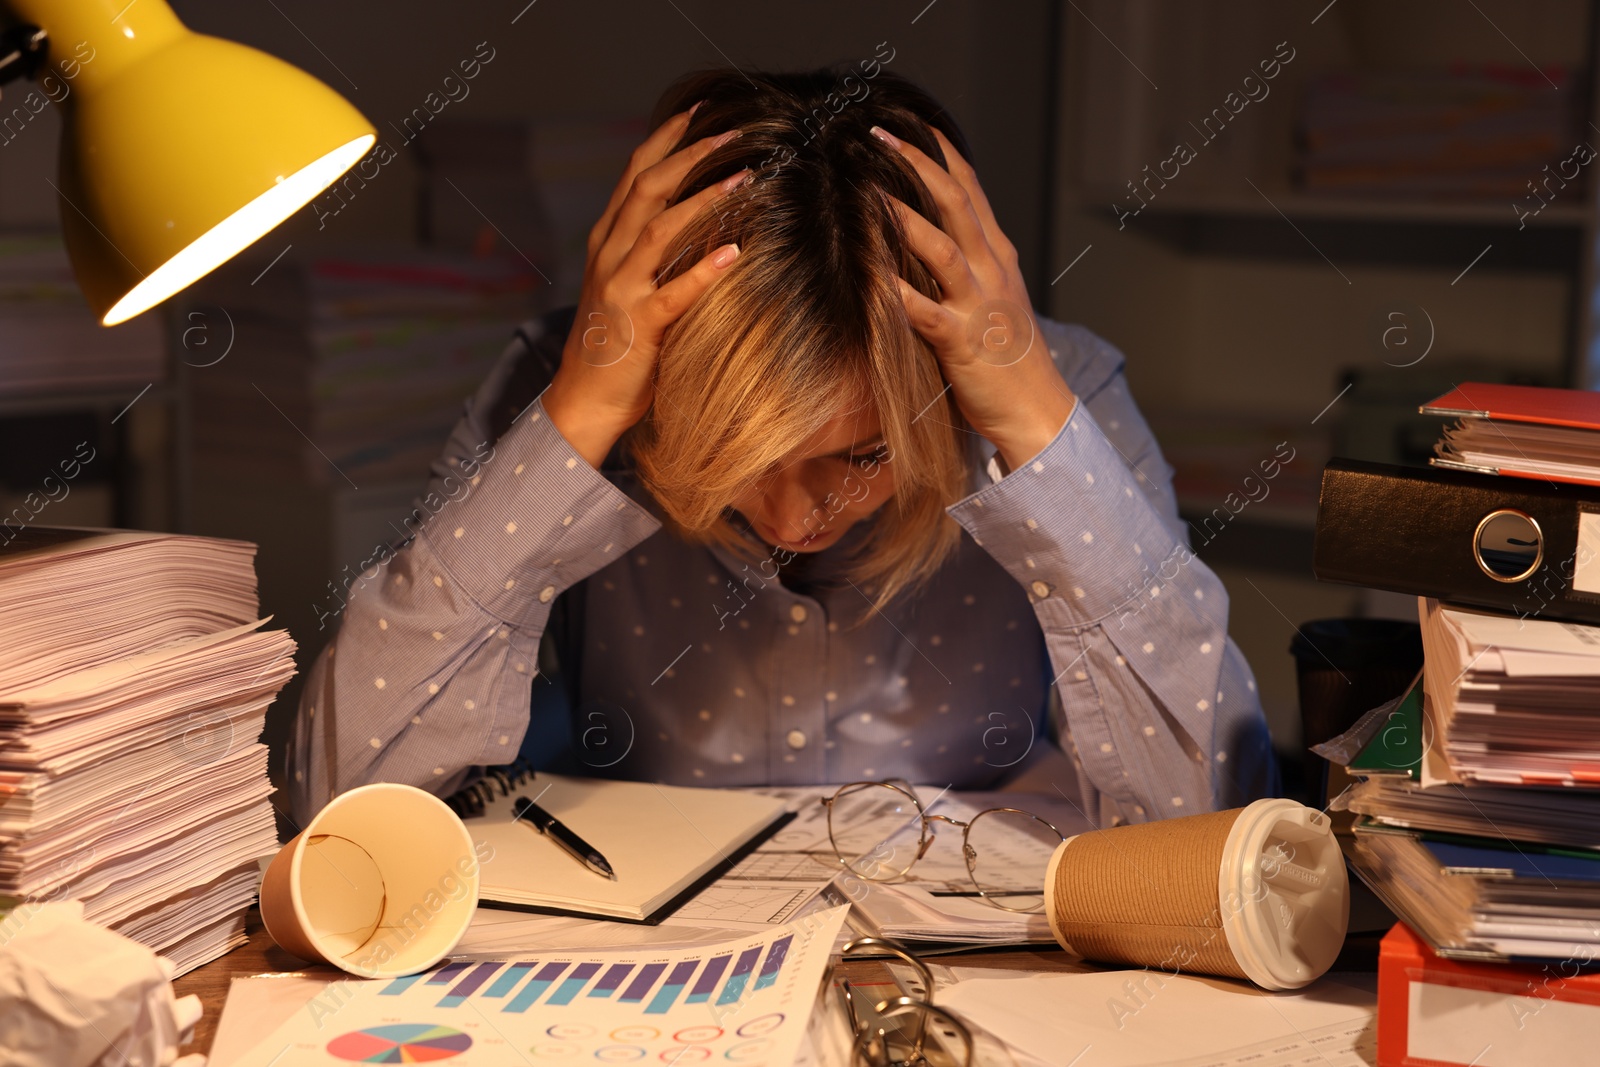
left=326, top=1023, right=473, bottom=1062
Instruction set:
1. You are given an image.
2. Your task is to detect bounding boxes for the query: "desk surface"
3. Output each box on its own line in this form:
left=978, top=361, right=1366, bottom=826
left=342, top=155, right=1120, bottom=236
left=172, top=908, right=1091, bottom=1059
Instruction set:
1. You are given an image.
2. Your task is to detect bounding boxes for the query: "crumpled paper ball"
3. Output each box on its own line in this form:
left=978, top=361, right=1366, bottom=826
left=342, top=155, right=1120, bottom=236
left=0, top=900, right=206, bottom=1067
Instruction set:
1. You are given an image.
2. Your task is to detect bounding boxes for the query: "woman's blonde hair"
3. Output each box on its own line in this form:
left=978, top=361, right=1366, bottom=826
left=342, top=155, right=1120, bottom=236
left=622, top=65, right=981, bottom=630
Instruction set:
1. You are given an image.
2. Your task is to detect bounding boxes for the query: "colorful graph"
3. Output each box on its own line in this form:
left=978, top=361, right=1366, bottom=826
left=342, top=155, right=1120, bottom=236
left=377, top=935, right=799, bottom=1019
left=326, top=1023, right=473, bottom=1062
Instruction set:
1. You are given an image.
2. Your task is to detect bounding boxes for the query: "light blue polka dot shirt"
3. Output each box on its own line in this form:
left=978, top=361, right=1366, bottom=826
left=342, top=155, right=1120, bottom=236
left=286, top=308, right=1278, bottom=829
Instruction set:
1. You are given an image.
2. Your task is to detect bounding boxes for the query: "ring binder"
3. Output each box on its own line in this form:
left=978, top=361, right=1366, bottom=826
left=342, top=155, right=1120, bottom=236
left=443, top=756, right=536, bottom=818
left=1313, top=458, right=1600, bottom=625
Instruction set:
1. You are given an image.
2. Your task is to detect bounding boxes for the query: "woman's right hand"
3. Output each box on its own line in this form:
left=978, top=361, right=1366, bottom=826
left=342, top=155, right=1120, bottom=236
left=542, top=105, right=749, bottom=469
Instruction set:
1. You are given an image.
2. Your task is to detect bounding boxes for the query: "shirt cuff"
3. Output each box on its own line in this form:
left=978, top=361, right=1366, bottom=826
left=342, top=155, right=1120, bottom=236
left=946, top=398, right=1187, bottom=625
left=422, top=395, right=662, bottom=625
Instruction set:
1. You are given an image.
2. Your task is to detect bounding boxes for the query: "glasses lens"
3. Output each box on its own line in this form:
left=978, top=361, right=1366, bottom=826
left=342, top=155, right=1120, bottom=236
left=853, top=1000, right=973, bottom=1067
left=828, top=782, right=924, bottom=880
left=963, top=809, right=1065, bottom=913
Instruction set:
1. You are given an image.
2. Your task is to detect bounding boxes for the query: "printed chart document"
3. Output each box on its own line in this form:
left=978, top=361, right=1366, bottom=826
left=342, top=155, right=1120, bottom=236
left=226, top=906, right=850, bottom=1066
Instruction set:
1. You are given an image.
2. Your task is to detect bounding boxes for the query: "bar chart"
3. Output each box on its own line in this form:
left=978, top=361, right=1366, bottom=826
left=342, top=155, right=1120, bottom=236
left=376, top=932, right=800, bottom=1018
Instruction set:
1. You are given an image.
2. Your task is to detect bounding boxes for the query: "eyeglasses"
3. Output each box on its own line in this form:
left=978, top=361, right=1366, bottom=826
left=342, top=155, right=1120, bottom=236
left=819, top=779, right=1066, bottom=913
left=834, top=936, right=975, bottom=1067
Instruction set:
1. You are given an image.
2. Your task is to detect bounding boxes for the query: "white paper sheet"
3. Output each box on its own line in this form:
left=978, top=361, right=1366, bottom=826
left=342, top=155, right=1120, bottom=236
left=939, top=970, right=1376, bottom=1067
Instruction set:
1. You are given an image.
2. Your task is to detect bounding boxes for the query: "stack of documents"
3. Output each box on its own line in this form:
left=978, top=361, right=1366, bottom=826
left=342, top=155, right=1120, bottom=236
left=1420, top=599, right=1600, bottom=786
left=1319, top=600, right=1600, bottom=960
left=1296, top=67, right=1581, bottom=199
left=1434, top=417, right=1600, bottom=486
left=0, top=233, right=164, bottom=399
left=0, top=529, right=296, bottom=975
left=1346, top=775, right=1600, bottom=848
left=183, top=248, right=543, bottom=489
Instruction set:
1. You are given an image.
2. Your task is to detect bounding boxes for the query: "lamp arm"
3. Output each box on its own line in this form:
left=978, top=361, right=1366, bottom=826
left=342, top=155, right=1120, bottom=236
left=0, top=23, right=46, bottom=88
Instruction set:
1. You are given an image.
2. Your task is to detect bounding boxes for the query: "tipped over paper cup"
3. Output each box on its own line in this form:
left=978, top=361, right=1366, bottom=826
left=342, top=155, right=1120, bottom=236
left=1045, top=798, right=1348, bottom=990
left=260, top=782, right=481, bottom=977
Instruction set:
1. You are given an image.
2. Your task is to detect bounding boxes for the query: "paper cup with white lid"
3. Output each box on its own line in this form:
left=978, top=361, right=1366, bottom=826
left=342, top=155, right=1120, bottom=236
left=1044, top=797, right=1348, bottom=990
left=260, top=782, right=481, bottom=978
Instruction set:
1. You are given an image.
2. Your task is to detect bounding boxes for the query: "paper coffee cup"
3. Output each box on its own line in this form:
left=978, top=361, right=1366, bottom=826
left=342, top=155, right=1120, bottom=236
left=260, top=783, right=480, bottom=977
left=1044, top=798, right=1348, bottom=990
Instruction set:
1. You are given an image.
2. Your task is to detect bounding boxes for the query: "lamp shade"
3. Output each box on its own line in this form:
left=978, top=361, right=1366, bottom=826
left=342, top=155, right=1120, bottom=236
left=6, top=0, right=376, bottom=325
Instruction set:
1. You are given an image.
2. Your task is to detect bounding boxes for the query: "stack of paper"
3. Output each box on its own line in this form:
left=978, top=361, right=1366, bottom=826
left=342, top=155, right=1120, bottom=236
left=1296, top=67, right=1581, bottom=199
left=1420, top=599, right=1600, bottom=786
left=0, top=233, right=164, bottom=399
left=1346, top=776, right=1600, bottom=847
left=183, top=248, right=544, bottom=490
left=1318, top=604, right=1600, bottom=960
left=0, top=529, right=296, bottom=975
left=1348, top=825, right=1600, bottom=960
left=1435, top=417, right=1600, bottom=486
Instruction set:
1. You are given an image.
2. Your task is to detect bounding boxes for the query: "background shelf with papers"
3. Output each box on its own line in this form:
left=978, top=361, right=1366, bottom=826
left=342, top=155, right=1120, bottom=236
left=171, top=246, right=546, bottom=777
left=1051, top=0, right=1600, bottom=767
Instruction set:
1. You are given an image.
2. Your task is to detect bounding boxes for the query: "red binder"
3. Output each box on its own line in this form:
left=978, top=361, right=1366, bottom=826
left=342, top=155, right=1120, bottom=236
left=1422, top=381, right=1600, bottom=487
left=1421, top=381, right=1600, bottom=431
left=1377, top=923, right=1600, bottom=1066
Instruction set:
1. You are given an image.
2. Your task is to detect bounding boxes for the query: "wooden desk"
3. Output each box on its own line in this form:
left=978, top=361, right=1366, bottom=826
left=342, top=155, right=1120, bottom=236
left=172, top=908, right=304, bottom=1058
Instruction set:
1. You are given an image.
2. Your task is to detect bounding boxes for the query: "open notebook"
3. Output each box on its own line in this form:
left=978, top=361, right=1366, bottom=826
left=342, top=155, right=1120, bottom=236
left=449, top=769, right=791, bottom=922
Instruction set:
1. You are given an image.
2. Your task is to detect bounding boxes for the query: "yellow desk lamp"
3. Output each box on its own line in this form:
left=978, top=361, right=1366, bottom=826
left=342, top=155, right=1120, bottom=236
left=0, top=0, right=375, bottom=325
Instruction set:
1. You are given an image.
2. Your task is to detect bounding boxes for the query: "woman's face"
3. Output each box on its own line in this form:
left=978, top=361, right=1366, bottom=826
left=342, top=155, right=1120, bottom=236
left=729, top=401, right=897, bottom=553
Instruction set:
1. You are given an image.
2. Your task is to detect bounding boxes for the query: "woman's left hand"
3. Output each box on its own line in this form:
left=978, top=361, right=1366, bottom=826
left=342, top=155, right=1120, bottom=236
left=872, top=124, right=1076, bottom=474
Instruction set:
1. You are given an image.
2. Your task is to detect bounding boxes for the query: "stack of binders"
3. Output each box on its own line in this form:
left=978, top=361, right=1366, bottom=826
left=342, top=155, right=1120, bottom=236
left=0, top=528, right=296, bottom=975
left=1313, top=382, right=1600, bottom=964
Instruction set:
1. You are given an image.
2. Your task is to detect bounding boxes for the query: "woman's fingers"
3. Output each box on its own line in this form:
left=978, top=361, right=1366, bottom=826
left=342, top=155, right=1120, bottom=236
left=588, top=107, right=696, bottom=260
left=893, top=275, right=963, bottom=352
left=595, top=128, right=743, bottom=283
left=871, top=125, right=994, bottom=274
left=613, top=167, right=751, bottom=294
left=883, top=194, right=979, bottom=301
left=925, top=126, right=1015, bottom=265
left=644, top=241, right=741, bottom=331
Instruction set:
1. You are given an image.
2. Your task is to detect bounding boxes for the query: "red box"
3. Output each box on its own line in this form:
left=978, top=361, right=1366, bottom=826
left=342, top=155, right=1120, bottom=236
left=1378, top=923, right=1600, bottom=1066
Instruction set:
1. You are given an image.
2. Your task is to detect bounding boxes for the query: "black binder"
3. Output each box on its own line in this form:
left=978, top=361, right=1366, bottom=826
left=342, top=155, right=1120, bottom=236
left=1313, top=458, right=1600, bottom=625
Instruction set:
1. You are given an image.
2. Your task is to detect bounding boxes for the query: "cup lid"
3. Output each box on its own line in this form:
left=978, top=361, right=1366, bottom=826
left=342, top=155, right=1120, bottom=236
left=1217, top=798, right=1349, bottom=990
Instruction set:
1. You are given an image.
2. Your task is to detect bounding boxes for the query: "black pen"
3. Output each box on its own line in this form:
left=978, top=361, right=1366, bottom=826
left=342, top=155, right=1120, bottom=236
left=512, top=795, right=616, bottom=880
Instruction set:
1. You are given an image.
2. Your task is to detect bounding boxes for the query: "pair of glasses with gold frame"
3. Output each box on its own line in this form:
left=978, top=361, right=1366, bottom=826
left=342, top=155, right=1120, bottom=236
left=819, top=778, right=1066, bottom=913
left=835, top=936, right=975, bottom=1067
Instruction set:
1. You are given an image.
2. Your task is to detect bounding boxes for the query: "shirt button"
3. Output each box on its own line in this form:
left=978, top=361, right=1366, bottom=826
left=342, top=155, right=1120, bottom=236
left=789, top=604, right=808, bottom=623
left=538, top=585, right=556, bottom=603
left=1030, top=580, right=1050, bottom=598
left=786, top=729, right=807, bottom=750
